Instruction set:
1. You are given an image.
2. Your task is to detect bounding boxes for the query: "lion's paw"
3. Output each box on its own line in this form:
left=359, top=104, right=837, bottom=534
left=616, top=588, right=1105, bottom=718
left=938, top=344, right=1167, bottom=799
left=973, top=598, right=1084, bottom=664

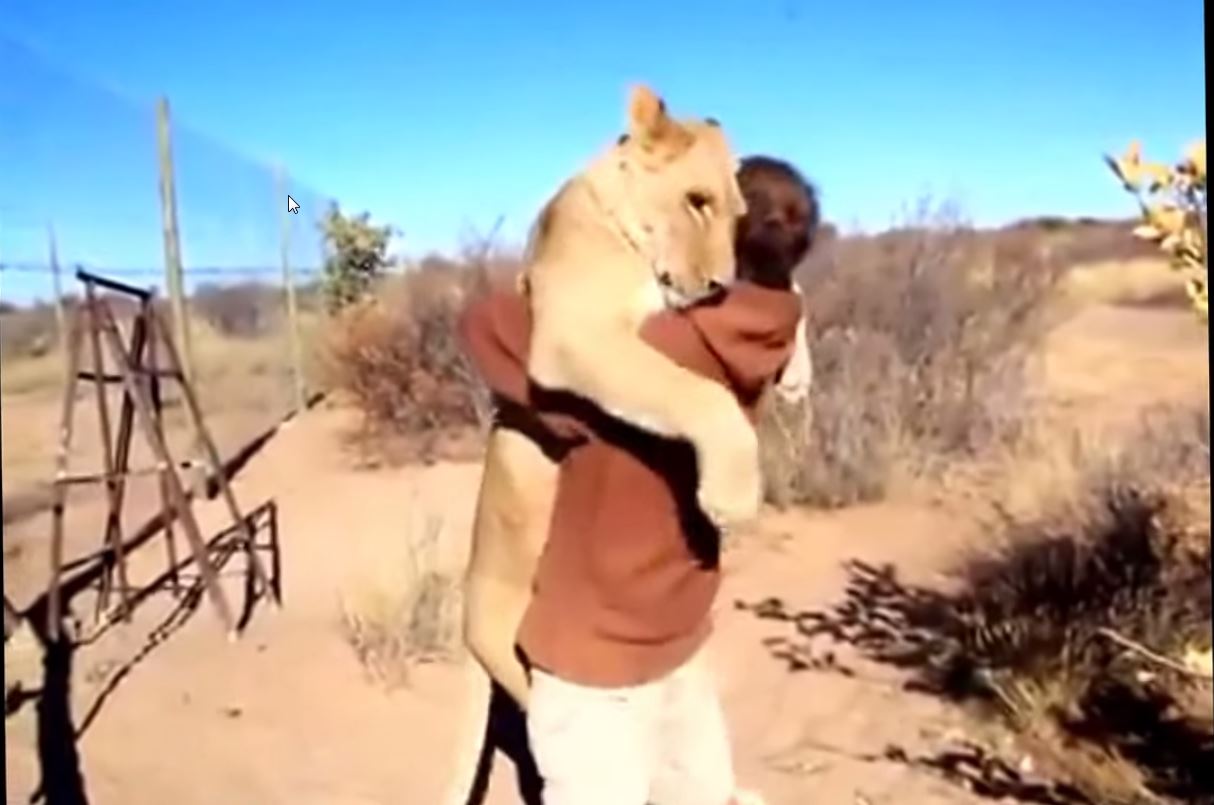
left=695, top=424, right=761, bottom=529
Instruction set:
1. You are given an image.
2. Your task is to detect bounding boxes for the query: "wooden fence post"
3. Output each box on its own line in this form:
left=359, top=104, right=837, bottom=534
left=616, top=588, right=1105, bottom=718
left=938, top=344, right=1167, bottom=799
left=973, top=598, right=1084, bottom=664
left=155, top=96, right=194, bottom=384
left=47, top=222, right=67, bottom=350
left=275, top=163, right=307, bottom=413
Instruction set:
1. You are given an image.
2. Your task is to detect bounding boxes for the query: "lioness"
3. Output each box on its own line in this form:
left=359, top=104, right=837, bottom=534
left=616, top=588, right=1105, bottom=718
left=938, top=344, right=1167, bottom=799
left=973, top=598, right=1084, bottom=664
left=444, top=87, right=781, bottom=803
left=454, top=153, right=819, bottom=804
left=459, top=86, right=758, bottom=715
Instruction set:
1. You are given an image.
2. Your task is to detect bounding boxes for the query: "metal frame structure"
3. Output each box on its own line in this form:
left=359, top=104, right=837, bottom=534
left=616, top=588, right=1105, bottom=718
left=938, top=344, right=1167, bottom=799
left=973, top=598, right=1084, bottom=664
left=45, top=270, right=278, bottom=642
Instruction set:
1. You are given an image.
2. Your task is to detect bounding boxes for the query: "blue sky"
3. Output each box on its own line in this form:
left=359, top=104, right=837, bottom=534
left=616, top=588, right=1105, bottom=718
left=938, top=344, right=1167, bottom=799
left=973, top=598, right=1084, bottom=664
left=0, top=0, right=1206, bottom=303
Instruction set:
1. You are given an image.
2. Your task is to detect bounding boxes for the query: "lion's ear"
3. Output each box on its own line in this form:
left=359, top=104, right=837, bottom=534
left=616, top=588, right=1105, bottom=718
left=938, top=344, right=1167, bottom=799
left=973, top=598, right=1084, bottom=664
left=628, top=85, right=666, bottom=135
left=626, top=85, right=690, bottom=153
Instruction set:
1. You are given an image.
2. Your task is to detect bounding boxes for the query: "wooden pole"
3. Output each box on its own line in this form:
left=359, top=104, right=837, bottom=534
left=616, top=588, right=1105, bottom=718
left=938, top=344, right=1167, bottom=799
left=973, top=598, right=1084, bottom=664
left=155, top=96, right=194, bottom=384
left=47, top=314, right=85, bottom=643
left=47, top=222, right=67, bottom=350
left=275, top=163, right=307, bottom=413
left=319, top=199, right=336, bottom=311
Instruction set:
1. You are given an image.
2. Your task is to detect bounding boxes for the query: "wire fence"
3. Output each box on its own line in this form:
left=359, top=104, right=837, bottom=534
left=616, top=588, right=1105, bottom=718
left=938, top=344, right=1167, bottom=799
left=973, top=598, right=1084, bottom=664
left=0, top=36, right=372, bottom=519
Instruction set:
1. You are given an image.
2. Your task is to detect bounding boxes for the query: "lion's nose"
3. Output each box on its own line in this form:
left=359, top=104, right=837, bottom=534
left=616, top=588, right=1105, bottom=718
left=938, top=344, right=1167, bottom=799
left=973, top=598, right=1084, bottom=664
left=706, top=279, right=727, bottom=295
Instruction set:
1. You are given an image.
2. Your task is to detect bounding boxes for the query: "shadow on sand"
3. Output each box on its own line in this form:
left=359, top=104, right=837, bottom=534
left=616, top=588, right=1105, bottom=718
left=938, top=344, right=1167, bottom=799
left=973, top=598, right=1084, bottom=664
left=11, top=499, right=281, bottom=805
left=737, top=560, right=1094, bottom=805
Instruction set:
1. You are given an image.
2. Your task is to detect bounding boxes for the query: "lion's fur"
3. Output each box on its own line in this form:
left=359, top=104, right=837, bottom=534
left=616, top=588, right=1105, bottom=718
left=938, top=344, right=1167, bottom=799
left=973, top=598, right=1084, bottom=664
left=522, top=86, right=759, bottom=526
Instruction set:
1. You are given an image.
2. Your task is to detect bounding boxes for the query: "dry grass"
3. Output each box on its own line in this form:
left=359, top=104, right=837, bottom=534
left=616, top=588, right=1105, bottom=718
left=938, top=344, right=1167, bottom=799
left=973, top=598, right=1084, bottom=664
left=191, top=281, right=287, bottom=338
left=958, top=399, right=1210, bottom=535
left=0, top=303, right=59, bottom=361
left=188, top=310, right=325, bottom=416
left=751, top=401, right=1210, bottom=803
left=918, top=403, right=1210, bottom=803
left=0, top=305, right=325, bottom=525
left=0, top=350, right=67, bottom=398
left=1004, top=216, right=1158, bottom=267
left=337, top=508, right=462, bottom=689
left=1060, top=258, right=1190, bottom=310
left=762, top=205, right=1069, bottom=507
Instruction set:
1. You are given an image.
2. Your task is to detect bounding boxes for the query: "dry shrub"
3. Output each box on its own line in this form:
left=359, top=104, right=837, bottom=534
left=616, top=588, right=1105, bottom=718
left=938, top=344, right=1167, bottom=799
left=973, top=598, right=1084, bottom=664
left=1007, top=216, right=1159, bottom=267
left=321, top=261, right=495, bottom=452
left=762, top=203, right=1067, bottom=507
left=981, top=402, right=1211, bottom=542
left=0, top=303, right=59, bottom=360
left=952, top=403, right=1210, bottom=673
left=754, top=402, right=1210, bottom=802
left=338, top=510, right=461, bottom=689
left=930, top=403, right=1210, bottom=802
left=1060, top=258, right=1190, bottom=311
left=192, top=282, right=283, bottom=338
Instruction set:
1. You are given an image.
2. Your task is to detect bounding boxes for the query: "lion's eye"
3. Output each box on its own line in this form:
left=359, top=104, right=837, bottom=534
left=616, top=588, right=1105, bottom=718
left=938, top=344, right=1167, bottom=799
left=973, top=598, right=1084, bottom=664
left=686, top=191, right=713, bottom=216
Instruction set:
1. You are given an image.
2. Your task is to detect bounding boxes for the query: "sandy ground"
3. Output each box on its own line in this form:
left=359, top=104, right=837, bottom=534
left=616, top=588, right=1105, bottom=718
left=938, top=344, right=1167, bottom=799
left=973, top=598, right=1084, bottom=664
left=3, top=295, right=1209, bottom=804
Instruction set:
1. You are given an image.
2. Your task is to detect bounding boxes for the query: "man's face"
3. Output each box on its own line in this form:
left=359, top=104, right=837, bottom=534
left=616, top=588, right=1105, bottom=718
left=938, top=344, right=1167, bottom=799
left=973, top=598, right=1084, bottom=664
left=733, top=173, right=812, bottom=288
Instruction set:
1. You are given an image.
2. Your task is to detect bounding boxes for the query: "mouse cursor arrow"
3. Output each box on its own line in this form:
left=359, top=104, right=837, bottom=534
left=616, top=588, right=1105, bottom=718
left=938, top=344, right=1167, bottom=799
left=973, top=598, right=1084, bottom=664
left=287, top=195, right=300, bottom=215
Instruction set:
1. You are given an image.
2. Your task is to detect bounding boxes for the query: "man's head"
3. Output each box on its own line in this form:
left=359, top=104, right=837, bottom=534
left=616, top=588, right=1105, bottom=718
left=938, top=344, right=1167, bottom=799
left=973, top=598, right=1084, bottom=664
left=733, top=156, right=820, bottom=290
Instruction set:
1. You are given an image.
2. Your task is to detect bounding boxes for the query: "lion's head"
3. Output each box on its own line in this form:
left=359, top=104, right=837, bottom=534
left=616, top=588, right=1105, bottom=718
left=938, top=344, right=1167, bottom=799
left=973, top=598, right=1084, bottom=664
left=594, top=85, right=747, bottom=307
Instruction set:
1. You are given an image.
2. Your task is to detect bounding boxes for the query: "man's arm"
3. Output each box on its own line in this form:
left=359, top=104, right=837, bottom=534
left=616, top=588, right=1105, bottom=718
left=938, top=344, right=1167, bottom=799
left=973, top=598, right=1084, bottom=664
left=457, top=290, right=588, bottom=444
left=772, top=313, right=812, bottom=404
left=457, top=290, right=532, bottom=413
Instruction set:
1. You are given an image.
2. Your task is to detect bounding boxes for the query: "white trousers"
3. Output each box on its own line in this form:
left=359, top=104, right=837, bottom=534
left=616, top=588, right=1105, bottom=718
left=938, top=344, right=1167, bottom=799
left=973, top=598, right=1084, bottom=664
left=527, top=649, right=736, bottom=805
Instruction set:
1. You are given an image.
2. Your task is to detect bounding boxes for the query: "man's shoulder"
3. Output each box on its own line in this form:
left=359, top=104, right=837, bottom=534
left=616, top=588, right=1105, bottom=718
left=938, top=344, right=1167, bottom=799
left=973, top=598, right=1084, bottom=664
left=637, top=304, right=728, bottom=382
left=459, top=287, right=528, bottom=332
left=692, top=283, right=802, bottom=332
left=459, top=288, right=531, bottom=357
left=683, top=283, right=804, bottom=395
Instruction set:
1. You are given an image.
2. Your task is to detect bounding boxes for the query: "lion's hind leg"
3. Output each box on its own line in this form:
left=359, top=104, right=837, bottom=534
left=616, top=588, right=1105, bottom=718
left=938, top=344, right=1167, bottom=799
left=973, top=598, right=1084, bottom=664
left=462, top=426, right=559, bottom=710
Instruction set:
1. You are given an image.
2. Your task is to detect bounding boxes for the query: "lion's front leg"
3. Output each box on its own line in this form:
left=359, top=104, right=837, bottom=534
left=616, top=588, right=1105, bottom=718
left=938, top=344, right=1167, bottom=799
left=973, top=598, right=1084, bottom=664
left=530, top=319, right=760, bottom=527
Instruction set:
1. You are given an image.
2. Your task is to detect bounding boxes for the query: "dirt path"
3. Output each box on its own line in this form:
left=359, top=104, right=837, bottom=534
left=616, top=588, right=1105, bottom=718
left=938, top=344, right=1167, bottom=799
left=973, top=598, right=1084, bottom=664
left=711, top=504, right=992, bottom=803
left=4, top=301, right=1207, bottom=804
left=1041, top=304, right=1208, bottom=427
left=4, top=405, right=494, bottom=804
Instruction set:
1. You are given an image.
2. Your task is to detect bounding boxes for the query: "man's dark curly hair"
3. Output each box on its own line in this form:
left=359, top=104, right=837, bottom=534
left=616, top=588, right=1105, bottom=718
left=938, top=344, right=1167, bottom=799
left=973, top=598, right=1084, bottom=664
left=733, top=155, right=821, bottom=290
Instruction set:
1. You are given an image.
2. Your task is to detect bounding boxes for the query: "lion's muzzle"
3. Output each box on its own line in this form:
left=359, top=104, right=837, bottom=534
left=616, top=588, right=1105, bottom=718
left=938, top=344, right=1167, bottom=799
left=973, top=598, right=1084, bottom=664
left=657, top=271, right=727, bottom=309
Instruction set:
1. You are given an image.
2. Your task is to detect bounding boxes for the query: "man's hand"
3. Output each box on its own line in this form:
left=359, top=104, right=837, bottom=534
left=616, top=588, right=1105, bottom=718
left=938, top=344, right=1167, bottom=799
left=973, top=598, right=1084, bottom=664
left=773, top=282, right=812, bottom=405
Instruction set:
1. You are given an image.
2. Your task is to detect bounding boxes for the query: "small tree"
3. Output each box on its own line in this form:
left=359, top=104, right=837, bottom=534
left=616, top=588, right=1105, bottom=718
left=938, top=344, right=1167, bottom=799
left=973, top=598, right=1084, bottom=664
left=320, top=203, right=396, bottom=313
left=1106, top=139, right=1207, bottom=322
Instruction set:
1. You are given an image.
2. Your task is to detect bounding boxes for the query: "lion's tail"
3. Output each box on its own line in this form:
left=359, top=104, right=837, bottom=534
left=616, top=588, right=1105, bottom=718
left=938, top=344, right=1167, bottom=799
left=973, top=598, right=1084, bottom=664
left=439, top=654, right=495, bottom=805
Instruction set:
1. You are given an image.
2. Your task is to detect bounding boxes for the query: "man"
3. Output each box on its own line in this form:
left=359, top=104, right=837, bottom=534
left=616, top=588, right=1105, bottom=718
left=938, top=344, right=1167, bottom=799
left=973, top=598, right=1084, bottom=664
left=459, top=155, right=820, bottom=805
